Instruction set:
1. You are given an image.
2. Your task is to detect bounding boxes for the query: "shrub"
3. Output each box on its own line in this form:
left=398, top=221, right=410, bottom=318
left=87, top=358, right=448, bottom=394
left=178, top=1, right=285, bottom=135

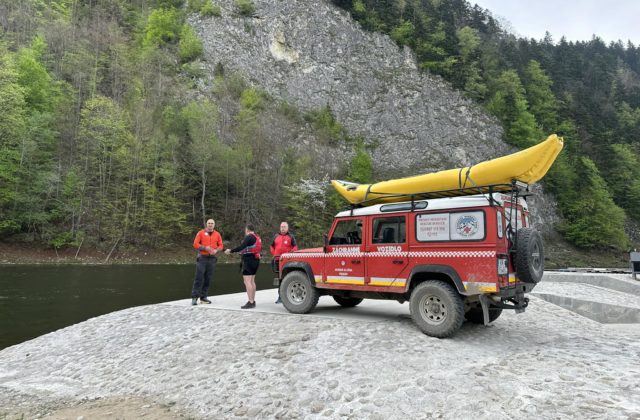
left=201, top=2, right=221, bottom=17
left=187, top=0, right=206, bottom=12
left=179, top=25, right=203, bottom=62
left=235, top=0, right=255, bottom=16
left=143, top=8, right=182, bottom=48
left=304, top=105, right=347, bottom=145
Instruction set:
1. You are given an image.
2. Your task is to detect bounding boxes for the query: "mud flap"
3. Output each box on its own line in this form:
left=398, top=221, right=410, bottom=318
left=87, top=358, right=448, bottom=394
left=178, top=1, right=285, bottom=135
left=479, top=294, right=491, bottom=325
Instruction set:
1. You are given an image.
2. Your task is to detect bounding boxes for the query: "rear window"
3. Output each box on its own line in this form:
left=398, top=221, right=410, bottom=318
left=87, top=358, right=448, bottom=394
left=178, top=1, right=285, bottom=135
left=416, top=210, right=486, bottom=242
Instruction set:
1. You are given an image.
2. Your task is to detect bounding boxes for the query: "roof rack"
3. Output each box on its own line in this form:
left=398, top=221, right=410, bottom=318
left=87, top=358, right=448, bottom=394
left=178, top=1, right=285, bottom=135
left=351, top=180, right=531, bottom=208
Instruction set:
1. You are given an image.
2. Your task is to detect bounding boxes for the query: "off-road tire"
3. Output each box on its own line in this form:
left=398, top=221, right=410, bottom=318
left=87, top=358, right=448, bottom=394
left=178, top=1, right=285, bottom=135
left=515, top=227, right=544, bottom=284
left=409, top=280, right=465, bottom=338
left=465, top=307, right=503, bottom=324
left=280, top=271, right=319, bottom=314
left=333, top=296, right=363, bottom=307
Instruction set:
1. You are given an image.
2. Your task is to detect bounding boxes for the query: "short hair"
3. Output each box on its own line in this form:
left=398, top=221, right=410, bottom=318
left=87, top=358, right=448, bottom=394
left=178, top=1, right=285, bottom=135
left=246, top=224, right=255, bottom=232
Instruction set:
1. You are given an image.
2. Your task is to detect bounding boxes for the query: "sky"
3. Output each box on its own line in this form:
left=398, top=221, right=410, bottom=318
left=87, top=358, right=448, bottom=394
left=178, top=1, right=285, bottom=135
left=471, top=0, right=640, bottom=45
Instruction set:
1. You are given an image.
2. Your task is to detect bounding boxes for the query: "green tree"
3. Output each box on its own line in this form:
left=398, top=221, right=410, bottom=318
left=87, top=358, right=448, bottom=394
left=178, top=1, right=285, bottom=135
left=178, top=24, right=203, bottom=62
left=604, top=144, right=640, bottom=221
left=390, top=21, right=415, bottom=47
left=522, top=60, right=558, bottom=131
left=143, top=8, right=183, bottom=49
left=0, top=51, right=27, bottom=236
left=487, top=70, right=541, bottom=147
left=182, top=100, right=221, bottom=222
left=15, top=35, right=56, bottom=111
left=13, top=36, right=64, bottom=240
left=560, top=157, right=627, bottom=249
left=182, top=100, right=239, bottom=223
left=76, top=96, right=132, bottom=242
left=348, top=139, right=373, bottom=183
left=455, top=26, right=486, bottom=99
left=456, top=26, right=480, bottom=61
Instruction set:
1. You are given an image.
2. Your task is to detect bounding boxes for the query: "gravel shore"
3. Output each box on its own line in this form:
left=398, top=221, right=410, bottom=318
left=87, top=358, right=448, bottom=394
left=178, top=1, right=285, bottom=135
left=1, top=273, right=640, bottom=419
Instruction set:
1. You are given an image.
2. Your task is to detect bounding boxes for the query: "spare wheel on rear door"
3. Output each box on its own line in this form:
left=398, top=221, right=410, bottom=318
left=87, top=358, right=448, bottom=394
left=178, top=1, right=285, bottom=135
left=514, top=227, right=544, bottom=283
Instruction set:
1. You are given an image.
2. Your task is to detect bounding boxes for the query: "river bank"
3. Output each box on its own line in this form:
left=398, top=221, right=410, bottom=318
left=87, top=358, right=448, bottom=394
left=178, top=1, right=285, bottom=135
left=0, top=242, right=210, bottom=265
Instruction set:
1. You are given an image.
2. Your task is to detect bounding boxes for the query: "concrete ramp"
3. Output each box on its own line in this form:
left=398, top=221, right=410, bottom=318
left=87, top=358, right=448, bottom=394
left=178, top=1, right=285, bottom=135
left=534, top=273, right=640, bottom=324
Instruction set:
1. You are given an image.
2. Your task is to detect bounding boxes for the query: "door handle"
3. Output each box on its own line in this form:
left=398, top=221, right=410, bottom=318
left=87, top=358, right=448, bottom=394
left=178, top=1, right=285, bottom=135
left=351, top=260, right=361, bottom=264
left=392, top=260, right=404, bottom=264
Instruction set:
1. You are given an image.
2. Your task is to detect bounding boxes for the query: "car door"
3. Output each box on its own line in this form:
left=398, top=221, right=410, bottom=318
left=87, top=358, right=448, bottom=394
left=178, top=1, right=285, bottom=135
left=324, top=217, right=365, bottom=286
left=366, top=215, right=408, bottom=288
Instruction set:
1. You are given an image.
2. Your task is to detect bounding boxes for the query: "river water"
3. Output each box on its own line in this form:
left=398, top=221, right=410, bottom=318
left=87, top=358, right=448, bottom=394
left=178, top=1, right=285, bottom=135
left=0, top=263, right=276, bottom=350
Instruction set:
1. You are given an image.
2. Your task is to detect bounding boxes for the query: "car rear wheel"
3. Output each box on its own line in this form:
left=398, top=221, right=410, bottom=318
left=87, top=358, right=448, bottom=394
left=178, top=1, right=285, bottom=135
left=333, top=296, right=363, bottom=307
left=465, top=307, right=503, bottom=324
left=280, top=271, right=319, bottom=314
left=410, top=280, right=464, bottom=338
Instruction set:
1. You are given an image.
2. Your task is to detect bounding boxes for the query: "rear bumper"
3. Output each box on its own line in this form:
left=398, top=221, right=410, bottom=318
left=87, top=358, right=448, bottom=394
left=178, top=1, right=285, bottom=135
left=499, top=281, right=535, bottom=298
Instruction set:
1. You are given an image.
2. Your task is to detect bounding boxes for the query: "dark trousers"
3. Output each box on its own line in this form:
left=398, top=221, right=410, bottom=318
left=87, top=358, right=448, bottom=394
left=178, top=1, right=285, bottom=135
left=192, top=256, right=217, bottom=298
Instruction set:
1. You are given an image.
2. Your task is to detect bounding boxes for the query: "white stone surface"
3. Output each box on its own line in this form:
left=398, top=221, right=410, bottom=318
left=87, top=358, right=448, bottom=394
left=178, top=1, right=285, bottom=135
left=533, top=282, right=640, bottom=309
left=1, top=275, right=640, bottom=419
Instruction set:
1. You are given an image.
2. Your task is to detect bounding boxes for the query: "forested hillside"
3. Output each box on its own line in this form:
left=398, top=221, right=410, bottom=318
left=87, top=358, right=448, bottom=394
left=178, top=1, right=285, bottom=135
left=1, top=0, right=639, bottom=257
left=333, top=0, right=640, bottom=250
left=0, top=0, right=365, bottom=253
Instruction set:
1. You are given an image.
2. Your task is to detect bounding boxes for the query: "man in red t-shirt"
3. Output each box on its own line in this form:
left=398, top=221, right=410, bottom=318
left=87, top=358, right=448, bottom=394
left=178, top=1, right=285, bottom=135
left=191, top=219, right=224, bottom=305
left=270, top=221, right=298, bottom=304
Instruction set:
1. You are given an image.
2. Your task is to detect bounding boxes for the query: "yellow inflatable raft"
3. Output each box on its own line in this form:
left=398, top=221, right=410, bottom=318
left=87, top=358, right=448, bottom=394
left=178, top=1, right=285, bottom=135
left=332, top=134, right=564, bottom=205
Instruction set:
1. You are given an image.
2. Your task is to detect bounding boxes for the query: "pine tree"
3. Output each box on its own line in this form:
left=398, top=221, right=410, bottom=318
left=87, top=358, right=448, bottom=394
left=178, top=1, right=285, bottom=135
left=487, top=70, right=541, bottom=147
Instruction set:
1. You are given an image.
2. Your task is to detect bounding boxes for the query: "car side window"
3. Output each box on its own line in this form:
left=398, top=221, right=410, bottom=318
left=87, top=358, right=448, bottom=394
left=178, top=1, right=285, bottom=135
left=329, top=219, right=363, bottom=245
left=372, top=216, right=405, bottom=244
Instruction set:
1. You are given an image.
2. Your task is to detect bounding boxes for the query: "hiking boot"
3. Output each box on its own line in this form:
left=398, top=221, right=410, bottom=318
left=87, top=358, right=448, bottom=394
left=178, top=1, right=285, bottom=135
left=200, top=297, right=212, bottom=304
left=275, top=296, right=282, bottom=304
left=241, top=301, right=256, bottom=309
left=191, top=298, right=198, bottom=306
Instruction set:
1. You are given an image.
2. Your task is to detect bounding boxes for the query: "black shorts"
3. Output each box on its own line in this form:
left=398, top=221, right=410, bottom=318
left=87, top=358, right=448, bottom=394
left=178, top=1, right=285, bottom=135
left=242, top=257, right=260, bottom=275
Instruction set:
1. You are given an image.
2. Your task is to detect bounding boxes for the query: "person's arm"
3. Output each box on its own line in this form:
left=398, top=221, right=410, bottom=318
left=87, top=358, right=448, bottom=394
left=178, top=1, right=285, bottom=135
left=270, top=234, right=277, bottom=256
left=228, top=235, right=254, bottom=253
left=290, top=234, right=298, bottom=252
left=214, top=231, right=224, bottom=252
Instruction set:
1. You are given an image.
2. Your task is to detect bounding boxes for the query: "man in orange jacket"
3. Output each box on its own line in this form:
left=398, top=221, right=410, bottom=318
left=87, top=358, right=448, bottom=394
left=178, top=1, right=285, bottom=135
left=191, top=218, right=224, bottom=305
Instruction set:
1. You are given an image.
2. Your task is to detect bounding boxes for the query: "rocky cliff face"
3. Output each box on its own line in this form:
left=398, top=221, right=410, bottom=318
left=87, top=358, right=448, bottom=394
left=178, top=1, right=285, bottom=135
left=189, top=0, right=558, bottom=233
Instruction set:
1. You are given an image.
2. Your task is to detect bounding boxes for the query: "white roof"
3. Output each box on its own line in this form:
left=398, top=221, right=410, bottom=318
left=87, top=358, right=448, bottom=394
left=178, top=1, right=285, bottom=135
left=335, top=193, right=527, bottom=218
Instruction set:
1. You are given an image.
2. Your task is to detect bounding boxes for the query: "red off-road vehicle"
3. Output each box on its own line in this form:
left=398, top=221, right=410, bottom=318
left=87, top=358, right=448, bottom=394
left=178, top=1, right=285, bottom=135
left=276, top=184, right=543, bottom=338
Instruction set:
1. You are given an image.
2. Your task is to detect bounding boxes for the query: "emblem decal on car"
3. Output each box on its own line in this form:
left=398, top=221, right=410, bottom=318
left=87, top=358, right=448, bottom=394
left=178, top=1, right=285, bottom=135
left=456, top=215, right=478, bottom=237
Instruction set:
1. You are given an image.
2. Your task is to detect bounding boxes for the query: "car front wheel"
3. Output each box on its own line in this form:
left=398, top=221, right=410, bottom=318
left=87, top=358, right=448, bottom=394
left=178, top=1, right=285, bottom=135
left=280, top=271, right=319, bottom=314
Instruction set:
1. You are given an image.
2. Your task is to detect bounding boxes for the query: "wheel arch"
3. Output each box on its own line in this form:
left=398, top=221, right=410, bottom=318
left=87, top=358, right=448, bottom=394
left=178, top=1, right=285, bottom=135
left=407, top=265, right=466, bottom=295
left=281, top=261, right=316, bottom=285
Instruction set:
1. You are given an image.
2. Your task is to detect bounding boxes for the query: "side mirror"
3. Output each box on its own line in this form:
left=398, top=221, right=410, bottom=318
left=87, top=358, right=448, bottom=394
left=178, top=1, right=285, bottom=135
left=323, top=233, right=329, bottom=253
